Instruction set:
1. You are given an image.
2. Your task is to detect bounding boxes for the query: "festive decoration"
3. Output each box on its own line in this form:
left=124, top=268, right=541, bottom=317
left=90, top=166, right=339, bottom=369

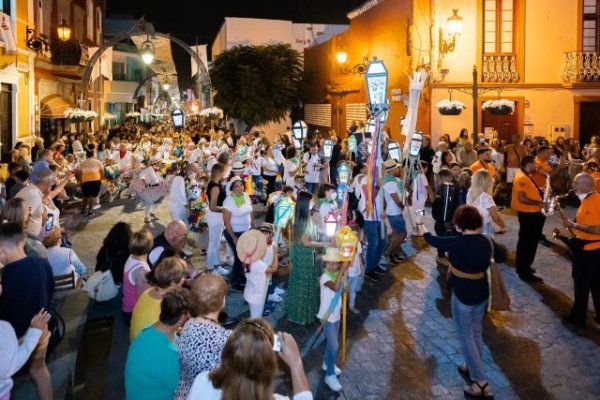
left=188, top=191, right=208, bottom=233
left=324, top=211, right=338, bottom=237
left=274, top=197, right=295, bottom=230
left=323, top=139, right=333, bottom=160
left=348, top=135, right=357, bottom=153
left=200, top=107, right=224, bottom=119
left=64, top=108, right=97, bottom=121
left=388, top=141, right=401, bottom=161
left=335, top=226, right=358, bottom=262
left=435, top=99, right=465, bottom=115
left=481, top=99, right=515, bottom=115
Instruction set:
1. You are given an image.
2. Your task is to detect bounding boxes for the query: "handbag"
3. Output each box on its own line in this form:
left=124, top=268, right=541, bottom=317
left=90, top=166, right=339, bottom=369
left=485, top=236, right=510, bottom=311
left=85, top=269, right=119, bottom=302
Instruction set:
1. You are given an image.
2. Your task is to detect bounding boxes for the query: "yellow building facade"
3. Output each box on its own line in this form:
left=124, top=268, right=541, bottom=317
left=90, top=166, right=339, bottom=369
left=430, top=0, right=598, bottom=144
left=0, top=0, right=35, bottom=161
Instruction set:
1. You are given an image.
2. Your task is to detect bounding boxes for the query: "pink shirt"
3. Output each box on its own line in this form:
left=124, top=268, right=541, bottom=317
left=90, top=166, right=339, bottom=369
left=122, top=257, right=150, bottom=313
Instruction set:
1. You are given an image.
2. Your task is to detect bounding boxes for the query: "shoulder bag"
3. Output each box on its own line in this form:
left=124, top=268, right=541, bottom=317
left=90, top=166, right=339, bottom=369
left=486, top=236, right=510, bottom=311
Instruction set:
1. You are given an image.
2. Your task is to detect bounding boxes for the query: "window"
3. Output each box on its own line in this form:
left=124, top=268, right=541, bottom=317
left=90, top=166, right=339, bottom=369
left=483, top=0, right=514, bottom=54
left=583, top=0, right=600, bottom=51
left=113, top=62, right=125, bottom=81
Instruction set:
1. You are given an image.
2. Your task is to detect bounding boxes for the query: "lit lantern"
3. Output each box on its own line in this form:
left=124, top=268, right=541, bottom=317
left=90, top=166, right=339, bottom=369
left=348, top=135, right=357, bottom=153
left=140, top=35, right=155, bottom=65
left=335, top=226, right=359, bottom=262
left=337, top=162, right=350, bottom=185
left=274, top=197, right=294, bottom=230
left=388, top=141, right=401, bottom=162
left=365, top=118, right=376, bottom=136
left=324, top=211, right=338, bottom=238
left=172, top=108, right=185, bottom=129
left=293, top=137, right=302, bottom=151
left=365, top=59, right=389, bottom=108
left=292, top=120, right=308, bottom=141
left=323, top=139, right=333, bottom=160
left=57, top=19, right=72, bottom=41
left=409, top=131, right=423, bottom=157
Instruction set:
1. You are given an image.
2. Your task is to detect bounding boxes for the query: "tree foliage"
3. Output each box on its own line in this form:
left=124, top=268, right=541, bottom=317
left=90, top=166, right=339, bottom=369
left=211, top=44, right=303, bottom=128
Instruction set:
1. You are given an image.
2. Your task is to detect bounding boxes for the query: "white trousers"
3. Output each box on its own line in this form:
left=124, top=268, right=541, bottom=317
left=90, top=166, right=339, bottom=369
left=207, top=223, right=224, bottom=269
left=248, top=301, right=265, bottom=319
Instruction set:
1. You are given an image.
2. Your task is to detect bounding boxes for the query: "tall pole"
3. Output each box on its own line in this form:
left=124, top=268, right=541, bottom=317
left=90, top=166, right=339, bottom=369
left=472, top=66, right=478, bottom=143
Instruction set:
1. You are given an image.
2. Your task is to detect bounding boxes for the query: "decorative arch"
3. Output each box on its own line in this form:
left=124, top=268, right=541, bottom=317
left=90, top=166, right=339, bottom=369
left=82, top=28, right=211, bottom=106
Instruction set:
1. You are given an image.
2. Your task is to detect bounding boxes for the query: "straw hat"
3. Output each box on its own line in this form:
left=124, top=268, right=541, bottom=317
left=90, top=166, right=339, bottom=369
left=236, top=230, right=267, bottom=264
left=383, top=159, right=400, bottom=172
left=232, top=161, right=245, bottom=172
left=148, top=155, right=162, bottom=166
left=322, top=248, right=342, bottom=262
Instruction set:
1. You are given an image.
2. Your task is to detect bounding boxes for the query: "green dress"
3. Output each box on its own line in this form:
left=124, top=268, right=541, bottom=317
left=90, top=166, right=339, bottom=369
left=285, top=224, right=320, bottom=325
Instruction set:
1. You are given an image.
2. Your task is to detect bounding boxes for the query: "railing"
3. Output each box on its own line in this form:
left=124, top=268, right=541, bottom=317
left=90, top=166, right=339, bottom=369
left=482, top=54, right=520, bottom=83
left=562, top=51, right=600, bottom=82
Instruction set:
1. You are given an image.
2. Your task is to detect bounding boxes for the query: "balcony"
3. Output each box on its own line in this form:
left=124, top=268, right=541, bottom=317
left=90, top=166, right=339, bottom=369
left=562, top=51, right=600, bottom=83
left=482, top=55, right=520, bottom=83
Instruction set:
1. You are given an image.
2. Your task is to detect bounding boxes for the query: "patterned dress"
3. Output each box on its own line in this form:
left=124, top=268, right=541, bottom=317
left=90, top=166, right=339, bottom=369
left=285, top=222, right=320, bottom=325
left=174, top=320, right=231, bottom=400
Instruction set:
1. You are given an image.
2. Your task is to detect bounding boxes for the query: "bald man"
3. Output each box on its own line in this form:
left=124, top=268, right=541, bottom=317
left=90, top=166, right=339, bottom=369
left=148, top=220, right=190, bottom=269
left=562, top=173, right=600, bottom=328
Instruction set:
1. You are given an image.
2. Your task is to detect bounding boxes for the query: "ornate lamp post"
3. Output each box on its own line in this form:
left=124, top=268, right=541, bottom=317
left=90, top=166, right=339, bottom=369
left=292, top=120, right=308, bottom=172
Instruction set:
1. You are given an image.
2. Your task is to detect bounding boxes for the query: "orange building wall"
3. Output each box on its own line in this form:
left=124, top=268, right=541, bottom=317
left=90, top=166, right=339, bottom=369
left=303, top=0, right=431, bottom=143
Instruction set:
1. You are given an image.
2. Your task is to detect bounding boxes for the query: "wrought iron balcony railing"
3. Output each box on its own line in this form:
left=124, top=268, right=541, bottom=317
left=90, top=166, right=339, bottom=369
left=562, top=51, right=600, bottom=82
left=482, top=54, right=520, bottom=83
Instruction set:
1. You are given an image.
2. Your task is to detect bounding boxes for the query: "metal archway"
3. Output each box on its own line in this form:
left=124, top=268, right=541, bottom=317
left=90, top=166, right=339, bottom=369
left=82, top=28, right=211, bottom=105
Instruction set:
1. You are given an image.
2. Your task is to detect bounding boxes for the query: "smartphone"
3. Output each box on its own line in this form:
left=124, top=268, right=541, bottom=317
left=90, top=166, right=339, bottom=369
left=273, top=334, right=281, bottom=352
left=45, top=214, right=54, bottom=231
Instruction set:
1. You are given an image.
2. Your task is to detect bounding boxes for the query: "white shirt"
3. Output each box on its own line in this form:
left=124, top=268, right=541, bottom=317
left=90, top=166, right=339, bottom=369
left=318, top=200, right=337, bottom=233
left=251, top=156, right=263, bottom=175
left=303, top=152, right=322, bottom=184
left=244, top=259, right=269, bottom=304
left=15, top=184, right=44, bottom=237
left=169, top=175, right=188, bottom=207
left=317, top=273, right=342, bottom=323
left=467, top=192, right=496, bottom=226
left=116, top=151, right=133, bottom=171
left=263, top=244, right=274, bottom=265
left=284, top=159, right=299, bottom=187
left=138, top=166, right=161, bottom=185
left=262, top=157, right=278, bottom=176
left=411, top=173, right=429, bottom=208
left=188, top=371, right=313, bottom=400
left=384, top=179, right=404, bottom=216
left=222, top=194, right=253, bottom=232
left=0, top=321, right=43, bottom=397
left=349, top=241, right=363, bottom=277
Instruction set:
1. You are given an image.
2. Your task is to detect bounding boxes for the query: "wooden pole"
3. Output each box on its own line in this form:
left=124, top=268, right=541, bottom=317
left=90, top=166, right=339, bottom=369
left=341, top=274, right=348, bottom=363
left=472, top=66, right=478, bottom=143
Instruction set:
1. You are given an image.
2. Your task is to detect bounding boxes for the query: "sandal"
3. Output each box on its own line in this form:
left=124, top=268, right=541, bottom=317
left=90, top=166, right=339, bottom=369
left=464, top=381, right=494, bottom=399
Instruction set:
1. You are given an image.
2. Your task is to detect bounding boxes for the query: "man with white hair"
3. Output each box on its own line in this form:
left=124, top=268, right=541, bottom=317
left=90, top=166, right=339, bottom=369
left=15, top=167, right=55, bottom=238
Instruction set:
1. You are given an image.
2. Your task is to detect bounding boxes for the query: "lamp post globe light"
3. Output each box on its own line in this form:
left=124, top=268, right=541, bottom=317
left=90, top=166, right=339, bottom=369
left=57, top=19, right=72, bottom=41
left=140, top=36, right=155, bottom=65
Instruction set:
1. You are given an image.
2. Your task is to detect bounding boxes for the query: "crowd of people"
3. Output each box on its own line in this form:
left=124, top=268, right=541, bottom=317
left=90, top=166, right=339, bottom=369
left=0, top=117, right=599, bottom=400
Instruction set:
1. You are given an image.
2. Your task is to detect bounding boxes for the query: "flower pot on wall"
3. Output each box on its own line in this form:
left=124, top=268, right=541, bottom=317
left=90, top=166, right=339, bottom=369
left=438, top=108, right=463, bottom=116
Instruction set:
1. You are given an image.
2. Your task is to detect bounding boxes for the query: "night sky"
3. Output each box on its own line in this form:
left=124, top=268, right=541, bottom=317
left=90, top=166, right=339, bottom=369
left=106, top=0, right=365, bottom=90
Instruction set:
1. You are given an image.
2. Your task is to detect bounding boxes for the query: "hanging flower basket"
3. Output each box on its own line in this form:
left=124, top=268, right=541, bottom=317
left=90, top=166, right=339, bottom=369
left=436, top=99, right=465, bottom=116
left=482, top=100, right=515, bottom=115
left=200, top=107, right=224, bottom=120
left=125, top=111, right=141, bottom=120
left=64, top=108, right=97, bottom=121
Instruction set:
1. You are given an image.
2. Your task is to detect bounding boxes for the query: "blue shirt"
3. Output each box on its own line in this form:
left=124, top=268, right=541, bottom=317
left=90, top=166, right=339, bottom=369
left=125, top=325, right=180, bottom=400
left=0, top=257, right=54, bottom=337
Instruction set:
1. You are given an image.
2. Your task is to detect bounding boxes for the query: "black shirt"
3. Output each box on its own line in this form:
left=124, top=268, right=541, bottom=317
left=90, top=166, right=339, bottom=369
left=207, top=181, right=226, bottom=207
left=424, top=233, right=506, bottom=305
left=0, top=256, right=54, bottom=337
left=96, top=246, right=130, bottom=284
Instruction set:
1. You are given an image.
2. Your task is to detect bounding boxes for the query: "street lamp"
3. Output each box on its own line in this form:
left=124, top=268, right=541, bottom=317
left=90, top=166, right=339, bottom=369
left=388, top=141, right=401, bottom=162
left=336, top=51, right=348, bottom=65
left=439, top=9, right=463, bottom=55
left=57, top=18, right=72, bottom=41
left=140, top=35, right=155, bottom=65
left=292, top=120, right=308, bottom=142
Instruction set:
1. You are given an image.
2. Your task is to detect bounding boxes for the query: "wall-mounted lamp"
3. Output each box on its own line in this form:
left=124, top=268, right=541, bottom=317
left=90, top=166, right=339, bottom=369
left=25, top=26, right=49, bottom=54
left=56, top=18, right=72, bottom=41
left=439, top=9, right=463, bottom=55
left=336, top=53, right=369, bottom=75
left=140, top=34, right=155, bottom=65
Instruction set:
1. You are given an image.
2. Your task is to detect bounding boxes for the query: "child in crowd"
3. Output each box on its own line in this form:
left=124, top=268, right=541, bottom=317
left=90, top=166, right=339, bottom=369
left=239, top=230, right=278, bottom=319
left=293, top=173, right=306, bottom=198
left=250, top=151, right=264, bottom=200
left=410, top=161, right=432, bottom=236
left=348, top=223, right=364, bottom=315
left=257, top=223, right=287, bottom=316
left=122, top=229, right=154, bottom=326
left=318, top=248, right=349, bottom=392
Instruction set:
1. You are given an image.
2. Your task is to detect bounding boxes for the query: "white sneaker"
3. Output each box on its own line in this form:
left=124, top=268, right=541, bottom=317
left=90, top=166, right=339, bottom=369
left=267, top=293, right=283, bottom=303
left=274, top=287, right=286, bottom=296
left=214, top=266, right=230, bottom=275
left=324, top=375, right=342, bottom=391
left=92, top=204, right=101, bottom=210
left=322, top=363, right=342, bottom=376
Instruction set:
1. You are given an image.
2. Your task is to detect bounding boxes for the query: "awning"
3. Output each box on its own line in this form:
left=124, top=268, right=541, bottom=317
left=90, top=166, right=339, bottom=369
left=40, top=95, right=74, bottom=118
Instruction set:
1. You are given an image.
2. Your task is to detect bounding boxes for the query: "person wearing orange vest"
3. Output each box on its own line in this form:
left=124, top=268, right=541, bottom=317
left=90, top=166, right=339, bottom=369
left=562, top=172, right=600, bottom=328
left=511, top=155, right=545, bottom=282
left=469, top=148, right=498, bottom=181
left=530, top=145, right=568, bottom=189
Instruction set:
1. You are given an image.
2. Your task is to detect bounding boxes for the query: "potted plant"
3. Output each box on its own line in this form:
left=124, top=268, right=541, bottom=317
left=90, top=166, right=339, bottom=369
left=436, top=99, right=465, bottom=116
left=482, top=99, right=515, bottom=115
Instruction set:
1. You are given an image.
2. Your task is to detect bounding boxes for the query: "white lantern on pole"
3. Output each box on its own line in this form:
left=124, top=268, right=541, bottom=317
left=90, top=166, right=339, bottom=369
left=324, top=211, right=338, bottom=238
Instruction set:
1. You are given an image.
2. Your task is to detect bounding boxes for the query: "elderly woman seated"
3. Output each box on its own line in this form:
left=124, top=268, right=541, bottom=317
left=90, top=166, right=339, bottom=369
left=43, top=227, right=87, bottom=280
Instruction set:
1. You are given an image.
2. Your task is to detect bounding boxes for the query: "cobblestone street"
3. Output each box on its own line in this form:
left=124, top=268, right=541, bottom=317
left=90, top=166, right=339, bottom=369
left=65, top=200, right=600, bottom=400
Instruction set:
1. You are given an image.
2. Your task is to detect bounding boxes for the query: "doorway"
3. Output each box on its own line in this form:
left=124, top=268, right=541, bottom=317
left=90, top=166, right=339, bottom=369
left=481, top=104, right=519, bottom=143
left=0, top=83, right=13, bottom=162
left=579, top=102, right=600, bottom=145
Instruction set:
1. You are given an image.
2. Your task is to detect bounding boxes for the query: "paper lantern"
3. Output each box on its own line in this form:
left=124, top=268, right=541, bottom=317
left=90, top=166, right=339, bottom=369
left=324, top=211, right=338, bottom=238
left=323, top=139, right=333, bottom=160
left=274, top=197, right=294, bottom=230
left=335, top=226, right=358, bottom=262
left=337, top=162, right=350, bottom=185
left=348, top=135, right=357, bottom=153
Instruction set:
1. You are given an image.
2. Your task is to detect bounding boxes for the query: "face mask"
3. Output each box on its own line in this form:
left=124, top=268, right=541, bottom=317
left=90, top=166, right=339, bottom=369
left=329, top=192, right=338, bottom=201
